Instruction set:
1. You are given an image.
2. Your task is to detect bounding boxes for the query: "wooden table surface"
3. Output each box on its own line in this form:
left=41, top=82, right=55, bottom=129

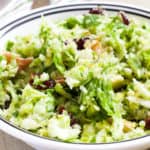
left=0, top=0, right=150, bottom=150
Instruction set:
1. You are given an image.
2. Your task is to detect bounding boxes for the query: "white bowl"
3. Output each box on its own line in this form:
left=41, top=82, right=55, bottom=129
left=0, top=3, right=150, bottom=150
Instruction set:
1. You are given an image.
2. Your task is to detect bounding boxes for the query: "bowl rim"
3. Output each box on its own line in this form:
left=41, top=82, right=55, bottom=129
left=0, top=2, right=150, bottom=146
left=0, top=2, right=150, bottom=36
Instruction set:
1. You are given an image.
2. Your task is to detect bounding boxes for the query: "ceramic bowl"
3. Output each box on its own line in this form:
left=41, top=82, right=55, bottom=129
left=0, top=3, right=150, bottom=150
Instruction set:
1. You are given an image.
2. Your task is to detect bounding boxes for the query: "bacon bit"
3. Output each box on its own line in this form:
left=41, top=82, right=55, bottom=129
left=4, top=52, right=12, bottom=63
left=55, top=77, right=65, bottom=84
left=16, top=57, right=33, bottom=70
left=3, top=52, right=33, bottom=70
left=119, top=11, right=130, bottom=25
left=89, top=7, right=104, bottom=15
left=145, top=118, right=150, bottom=129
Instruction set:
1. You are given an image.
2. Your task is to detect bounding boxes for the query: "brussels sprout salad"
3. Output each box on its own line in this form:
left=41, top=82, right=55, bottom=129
left=0, top=8, right=150, bottom=143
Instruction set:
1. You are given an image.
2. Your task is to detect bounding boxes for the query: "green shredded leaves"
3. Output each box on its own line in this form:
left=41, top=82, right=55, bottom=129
left=82, top=14, right=100, bottom=33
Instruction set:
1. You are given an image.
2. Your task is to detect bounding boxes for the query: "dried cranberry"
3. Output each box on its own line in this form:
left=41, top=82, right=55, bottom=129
left=57, top=106, right=65, bottom=114
left=68, top=113, right=78, bottom=126
left=36, top=85, right=45, bottom=90
left=119, top=11, right=130, bottom=25
left=74, top=37, right=89, bottom=50
left=4, top=100, right=11, bottom=109
left=35, top=80, right=56, bottom=90
left=43, top=80, right=56, bottom=88
left=89, top=7, right=104, bottom=15
left=29, top=79, right=34, bottom=86
left=145, top=118, right=150, bottom=129
left=29, top=73, right=56, bottom=90
left=70, top=117, right=78, bottom=126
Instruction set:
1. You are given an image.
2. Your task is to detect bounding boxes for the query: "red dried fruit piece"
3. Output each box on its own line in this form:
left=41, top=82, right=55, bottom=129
left=43, top=79, right=56, bottom=88
left=68, top=113, right=79, bottom=126
left=4, top=52, right=33, bottom=70
left=57, top=106, right=65, bottom=114
left=74, top=37, right=89, bottom=50
left=145, top=118, right=150, bottom=129
left=89, top=7, right=104, bottom=15
left=29, top=73, right=56, bottom=90
left=16, top=57, right=33, bottom=70
left=29, top=79, right=34, bottom=86
left=34, top=79, right=56, bottom=90
left=119, top=11, right=130, bottom=25
left=36, top=85, right=46, bottom=90
left=70, top=117, right=78, bottom=126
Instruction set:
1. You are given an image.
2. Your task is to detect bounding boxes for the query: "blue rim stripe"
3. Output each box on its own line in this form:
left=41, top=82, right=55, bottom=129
left=2, top=7, right=150, bottom=38
left=0, top=3, right=149, bottom=31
